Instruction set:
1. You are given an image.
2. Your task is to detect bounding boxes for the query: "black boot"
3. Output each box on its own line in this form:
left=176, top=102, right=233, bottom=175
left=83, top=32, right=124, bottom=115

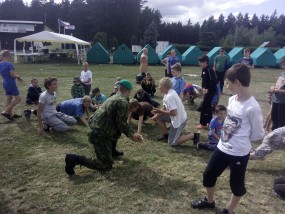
left=65, top=154, right=87, bottom=175
left=111, top=141, right=124, bottom=158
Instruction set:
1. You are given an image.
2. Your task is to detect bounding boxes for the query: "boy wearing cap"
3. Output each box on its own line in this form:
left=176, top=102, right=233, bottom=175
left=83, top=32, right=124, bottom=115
left=65, top=79, right=144, bottom=175
left=71, top=77, right=85, bottom=99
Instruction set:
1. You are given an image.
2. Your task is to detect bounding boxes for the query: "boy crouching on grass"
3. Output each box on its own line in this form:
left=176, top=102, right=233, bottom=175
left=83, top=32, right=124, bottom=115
left=197, top=105, right=227, bottom=151
left=191, top=64, right=264, bottom=214
left=150, top=77, right=199, bottom=146
left=37, top=77, right=77, bottom=135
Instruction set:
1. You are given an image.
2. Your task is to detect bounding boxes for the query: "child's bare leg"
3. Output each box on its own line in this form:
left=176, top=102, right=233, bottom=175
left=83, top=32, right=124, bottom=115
left=4, top=96, right=21, bottom=115
left=206, top=187, right=215, bottom=203
left=226, top=194, right=241, bottom=214
left=176, top=133, right=194, bottom=145
left=3, top=96, right=12, bottom=114
left=156, top=119, right=168, bottom=134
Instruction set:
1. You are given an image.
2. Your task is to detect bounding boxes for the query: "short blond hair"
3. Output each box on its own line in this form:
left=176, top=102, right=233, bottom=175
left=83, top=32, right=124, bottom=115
left=1, top=50, right=10, bottom=58
left=129, top=98, right=139, bottom=109
left=159, top=77, right=172, bottom=90
left=82, top=95, right=91, bottom=103
left=83, top=62, right=89, bottom=67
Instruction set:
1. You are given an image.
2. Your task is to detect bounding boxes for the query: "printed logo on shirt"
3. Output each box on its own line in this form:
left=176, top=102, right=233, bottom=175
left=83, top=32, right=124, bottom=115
left=221, top=114, right=242, bottom=143
left=49, top=96, right=56, bottom=105
left=236, top=161, right=241, bottom=165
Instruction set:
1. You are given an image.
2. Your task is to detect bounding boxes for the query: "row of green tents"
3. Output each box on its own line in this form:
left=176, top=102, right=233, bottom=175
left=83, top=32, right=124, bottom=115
left=87, top=42, right=285, bottom=68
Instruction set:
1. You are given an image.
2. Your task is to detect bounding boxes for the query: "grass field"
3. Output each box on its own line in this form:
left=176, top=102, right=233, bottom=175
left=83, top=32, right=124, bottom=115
left=0, top=63, right=285, bottom=214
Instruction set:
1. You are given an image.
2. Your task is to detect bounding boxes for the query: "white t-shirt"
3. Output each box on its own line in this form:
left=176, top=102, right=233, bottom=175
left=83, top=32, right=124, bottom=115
left=163, top=89, right=187, bottom=128
left=80, top=70, right=92, bottom=85
left=39, top=90, right=57, bottom=117
left=217, top=95, right=264, bottom=156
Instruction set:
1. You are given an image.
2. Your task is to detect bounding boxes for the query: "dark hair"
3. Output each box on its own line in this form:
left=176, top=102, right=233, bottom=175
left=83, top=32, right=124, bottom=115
left=44, top=77, right=57, bottom=90
left=1, top=50, right=10, bottom=58
left=198, top=54, right=209, bottom=64
left=92, top=87, right=100, bottom=94
left=225, top=63, right=250, bottom=87
left=215, top=105, right=227, bottom=113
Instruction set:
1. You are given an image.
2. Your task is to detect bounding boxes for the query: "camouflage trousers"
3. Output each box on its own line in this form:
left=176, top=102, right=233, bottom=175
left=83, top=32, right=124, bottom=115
left=253, top=126, right=285, bottom=160
left=82, top=131, right=119, bottom=171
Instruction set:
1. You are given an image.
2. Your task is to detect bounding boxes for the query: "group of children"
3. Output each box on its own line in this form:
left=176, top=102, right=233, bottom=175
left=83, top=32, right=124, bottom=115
left=2, top=48, right=285, bottom=213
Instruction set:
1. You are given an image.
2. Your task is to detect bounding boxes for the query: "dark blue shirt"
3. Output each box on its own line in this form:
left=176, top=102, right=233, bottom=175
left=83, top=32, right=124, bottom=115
left=0, top=61, right=15, bottom=84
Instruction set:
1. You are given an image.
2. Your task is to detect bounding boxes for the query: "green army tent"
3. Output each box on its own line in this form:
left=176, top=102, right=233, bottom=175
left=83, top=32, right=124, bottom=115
left=182, top=46, right=203, bottom=65
left=228, top=47, right=244, bottom=65
left=158, top=45, right=182, bottom=62
left=207, top=47, right=229, bottom=66
left=274, top=48, right=285, bottom=68
left=87, top=42, right=109, bottom=64
left=250, top=48, right=276, bottom=67
left=113, top=43, right=135, bottom=64
left=136, top=44, right=159, bottom=64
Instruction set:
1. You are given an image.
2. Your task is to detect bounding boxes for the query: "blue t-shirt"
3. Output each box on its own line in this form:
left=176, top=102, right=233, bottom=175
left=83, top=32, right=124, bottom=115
left=238, top=57, right=253, bottom=66
left=60, top=98, right=84, bottom=117
left=168, top=56, right=180, bottom=72
left=172, top=76, right=186, bottom=95
left=212, top=84, right=221, bottom=104
left=0, top=61, right=15, bottom=84
left=209, top=117, right=224, bottom=144
left=93, top=93, right=107, bottom=105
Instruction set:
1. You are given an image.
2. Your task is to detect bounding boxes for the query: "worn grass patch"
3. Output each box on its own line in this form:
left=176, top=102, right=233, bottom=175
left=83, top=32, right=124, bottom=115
left=0, top=63, right=285, bottom=213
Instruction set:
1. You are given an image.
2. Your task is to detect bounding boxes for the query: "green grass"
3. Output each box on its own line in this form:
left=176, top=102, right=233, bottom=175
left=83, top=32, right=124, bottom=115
left=0, top=63, right=285, bottom=214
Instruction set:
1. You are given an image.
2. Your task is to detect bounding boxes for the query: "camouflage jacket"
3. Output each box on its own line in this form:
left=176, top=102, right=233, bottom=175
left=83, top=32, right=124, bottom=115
left=88, top=93, right=134, bottom=138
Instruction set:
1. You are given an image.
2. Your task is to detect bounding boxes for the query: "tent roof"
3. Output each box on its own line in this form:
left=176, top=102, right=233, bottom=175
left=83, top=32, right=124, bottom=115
left=228, top=47, right=244, bottom=58
left=274, top=48, right=285, bottom=59
left=250, top=48, right=272, bottom=58
left=15, top=31, right=90, bottom=46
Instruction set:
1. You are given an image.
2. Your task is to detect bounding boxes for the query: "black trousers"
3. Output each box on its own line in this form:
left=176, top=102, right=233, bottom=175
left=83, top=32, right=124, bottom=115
left=216, top=71, right=226, bottom=92
left=200, top=89, right=215, bottom=126
left=203, top=149, right=249, bottom=196
left=82, top=83, right=91, bottom=95
left=271, top=102, right=285, bottom=130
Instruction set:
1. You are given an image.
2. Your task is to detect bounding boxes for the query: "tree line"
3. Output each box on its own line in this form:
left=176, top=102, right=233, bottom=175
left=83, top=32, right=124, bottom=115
left=0, top=0, right=284, bottom=50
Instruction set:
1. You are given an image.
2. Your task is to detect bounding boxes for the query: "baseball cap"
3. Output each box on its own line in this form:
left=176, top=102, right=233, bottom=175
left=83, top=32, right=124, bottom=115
left=119, top=79, right=133, bottom=90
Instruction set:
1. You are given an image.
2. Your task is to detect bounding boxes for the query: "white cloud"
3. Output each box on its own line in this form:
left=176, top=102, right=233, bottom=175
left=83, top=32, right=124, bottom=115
left=146, top=0, right=270, bottom=24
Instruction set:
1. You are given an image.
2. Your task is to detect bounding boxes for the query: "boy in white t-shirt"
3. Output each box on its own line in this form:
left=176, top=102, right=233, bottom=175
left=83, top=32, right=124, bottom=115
left=37, top=77, right=77, bottom=135
left=150, top=77, right=199, bottom=146
left=191, top=64, right=264, bottom=214
left=80, top=62, right=92, bottom=95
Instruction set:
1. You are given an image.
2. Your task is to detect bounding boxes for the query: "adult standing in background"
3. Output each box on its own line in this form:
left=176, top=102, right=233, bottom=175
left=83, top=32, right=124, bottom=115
left=167, top=49, right=180, bottom=78
left=161, top=51, right=171, bottom=77
left=213, top=48, right=229, bottom=93
left=238, top=48, right=254, bottom=69
left=80, top=62, right=92, bottom=95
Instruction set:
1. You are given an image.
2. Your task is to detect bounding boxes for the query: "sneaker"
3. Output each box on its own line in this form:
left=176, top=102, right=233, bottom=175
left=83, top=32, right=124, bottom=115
left=42, top=122, right=51, bottom=132
left=65, top=154, right=78, bottom=175
left=112, top=150, right=124, bottom=158
left=196, top=142, right=200, bottom=149
left=193, top=133, right=200, bottom=145
left=1, top=112, right=13, bottom=121
left=157, top=134, right=168, bottom=141
left=215, top=208, right=234, bottom=214
left=191, top=197, right=215, bottom=209
left=24, top=110, right=32, bottom=121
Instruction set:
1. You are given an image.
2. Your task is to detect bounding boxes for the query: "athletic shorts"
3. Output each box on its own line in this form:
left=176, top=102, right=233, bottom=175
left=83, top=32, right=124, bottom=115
left=3, top=82, right=19, bottom=96
left=159, top=114, right=187, bottom=145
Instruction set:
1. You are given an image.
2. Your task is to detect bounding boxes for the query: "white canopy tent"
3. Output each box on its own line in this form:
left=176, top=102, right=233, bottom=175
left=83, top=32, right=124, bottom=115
left=14, top=31, right=91, bottom=64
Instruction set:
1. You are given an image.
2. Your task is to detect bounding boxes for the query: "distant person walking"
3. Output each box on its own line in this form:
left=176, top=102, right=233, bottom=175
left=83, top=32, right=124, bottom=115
left=80, top=62, right=92, bottom=95
left=136, top=48, right=148, bottom=84
left=167, top=49, right=180, bottom=78
left=0, top=50, right=23, bottom=121
left=238, top=48, right=254, bottom=69
left=214, top=47, right=229, bottom=93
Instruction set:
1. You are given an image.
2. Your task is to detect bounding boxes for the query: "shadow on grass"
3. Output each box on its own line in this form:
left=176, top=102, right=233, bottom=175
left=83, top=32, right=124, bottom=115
left=68, top=158, right=198, bottom=199
left=0, top=191, right=16, bottom=214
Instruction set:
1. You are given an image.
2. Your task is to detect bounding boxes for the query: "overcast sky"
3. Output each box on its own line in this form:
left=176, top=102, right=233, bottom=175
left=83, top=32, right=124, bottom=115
left=20, top=0, right=284, bottom=24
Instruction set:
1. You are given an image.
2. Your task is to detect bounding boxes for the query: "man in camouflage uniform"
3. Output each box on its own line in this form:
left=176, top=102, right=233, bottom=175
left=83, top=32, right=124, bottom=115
left=250, top=126, right=285, bottom=160
left=65, top=80, right=143, bottom=175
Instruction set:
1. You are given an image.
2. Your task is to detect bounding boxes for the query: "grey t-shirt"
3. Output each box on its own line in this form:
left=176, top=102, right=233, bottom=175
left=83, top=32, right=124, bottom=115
left=272, top=72, right=285, bottom=103
left=39, top=90, right=57, bottom=117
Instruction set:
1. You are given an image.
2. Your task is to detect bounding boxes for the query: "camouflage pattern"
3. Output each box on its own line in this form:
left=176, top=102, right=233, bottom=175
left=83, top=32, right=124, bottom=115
left=83, top=93, right=134, bottom=170
left=253, top=126, right=285, bottom=160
